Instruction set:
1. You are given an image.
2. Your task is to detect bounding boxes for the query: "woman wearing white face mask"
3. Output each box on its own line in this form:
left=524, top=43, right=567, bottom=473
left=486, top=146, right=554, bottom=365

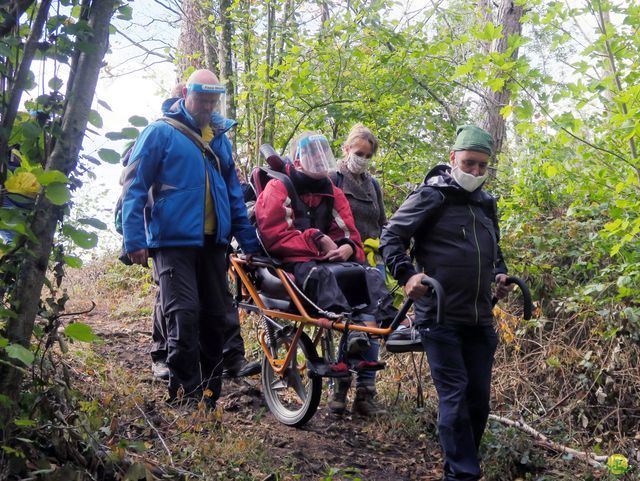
left=332, top=124, right=386, bottom=241
left=327, top=124, right=393, bottom=416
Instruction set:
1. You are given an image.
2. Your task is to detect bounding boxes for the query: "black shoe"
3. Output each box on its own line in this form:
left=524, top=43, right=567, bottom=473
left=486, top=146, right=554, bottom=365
left=223, top=358, right=261, bottom=378
left=385, top=327, right=422, bottom=353
left=152, top=361, right=170, bottom=380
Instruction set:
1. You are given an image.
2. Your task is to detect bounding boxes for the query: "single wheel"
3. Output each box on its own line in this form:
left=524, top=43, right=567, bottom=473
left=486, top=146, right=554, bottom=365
left=262, top=331, right=322, bottom=427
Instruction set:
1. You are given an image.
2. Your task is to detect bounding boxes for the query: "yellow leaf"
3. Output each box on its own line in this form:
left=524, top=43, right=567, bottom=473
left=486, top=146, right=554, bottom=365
left=5, top=171, right=40, bottom=197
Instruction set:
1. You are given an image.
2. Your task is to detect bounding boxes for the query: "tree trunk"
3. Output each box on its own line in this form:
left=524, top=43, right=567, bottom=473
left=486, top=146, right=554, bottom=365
left=476, top=0, right=492, bottom=55
left=0, top=0, right=115, bottom=428
left=177, top=0, right=207, bottom=78
left=596, top=2, right=636, bottom=160
left=201, top=0, right=219, bottom=75
left=0, top=0, right=52, bottom=184
left=256, top=2, right=274, bottom=155
left=479, top=0, right=523, bottom=159
left=240, top=0, right=256, bottom=164
left=265, top=0, right=293, bottom=147
left=219, top=0, right=236, bottom=149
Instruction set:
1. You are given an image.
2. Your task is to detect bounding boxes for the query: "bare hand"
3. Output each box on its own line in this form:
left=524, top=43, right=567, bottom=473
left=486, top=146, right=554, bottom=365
left=320, top=244, right=353, bottom=262
left=128, top=248, right=149, bottom=267
left=316, top=234, right=338, bottom=254
left=403, top=273, right=431, bottom=300
left=494, top=273, right=511, bottom=300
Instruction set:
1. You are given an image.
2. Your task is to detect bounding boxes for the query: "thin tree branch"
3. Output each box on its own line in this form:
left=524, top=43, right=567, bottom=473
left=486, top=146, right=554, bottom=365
left=135, top=402, right=174, bottom=467
left=112, top=25, right=174, bottom=62
left=595, top=0, right=636, bottom=160
left=279, top=99, right=360, bottom=155
left=489, top=414, right=608, bottom=468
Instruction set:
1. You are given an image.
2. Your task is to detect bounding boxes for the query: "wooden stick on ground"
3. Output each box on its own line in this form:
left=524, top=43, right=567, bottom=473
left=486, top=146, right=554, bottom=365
left=489, top=414, right=609, bottom=468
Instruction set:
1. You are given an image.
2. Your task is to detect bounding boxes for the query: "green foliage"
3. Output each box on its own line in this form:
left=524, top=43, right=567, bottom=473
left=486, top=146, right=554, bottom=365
left=481, top=424, right=546, bottom=480
left=4, top=343, right=34, bottom=367
left=0, top=1, right=130, bottom=477
left=63, top=322, right=98, bottom=342
left=489, top=0, right=640, bottom=337
left=320, top=466, right=363, bottom=481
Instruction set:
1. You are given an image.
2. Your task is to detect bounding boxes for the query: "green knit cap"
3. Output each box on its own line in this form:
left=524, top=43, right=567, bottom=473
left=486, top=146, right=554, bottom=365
left=452, top=125, right=494, bottom=156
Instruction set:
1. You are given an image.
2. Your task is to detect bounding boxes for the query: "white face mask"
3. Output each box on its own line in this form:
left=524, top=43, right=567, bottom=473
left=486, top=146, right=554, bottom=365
left=451, top=165, right=487, bottom=192
left=346, top=153, right=370, bottom=174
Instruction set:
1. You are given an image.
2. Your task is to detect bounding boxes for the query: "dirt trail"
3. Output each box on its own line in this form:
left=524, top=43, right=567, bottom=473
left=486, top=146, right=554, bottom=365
left=73, top=298, right=442, bottom=481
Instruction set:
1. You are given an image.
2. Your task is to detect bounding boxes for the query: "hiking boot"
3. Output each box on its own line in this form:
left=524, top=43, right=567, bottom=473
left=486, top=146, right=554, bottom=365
left=223, top=358, right=261, bottom=378
left=352, top=386, right=387, bottom=416
left=385, top=327, right=422, bottom=353
left=346, top=330, right=371, bottom=356
left=152, top=361, right=170, bottom=380
left=328, top=379, right=351, bottom=414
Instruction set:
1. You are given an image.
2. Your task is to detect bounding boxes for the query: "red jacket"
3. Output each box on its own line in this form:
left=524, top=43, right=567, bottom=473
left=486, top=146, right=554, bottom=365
left=255, top=177, right=365, bottom=263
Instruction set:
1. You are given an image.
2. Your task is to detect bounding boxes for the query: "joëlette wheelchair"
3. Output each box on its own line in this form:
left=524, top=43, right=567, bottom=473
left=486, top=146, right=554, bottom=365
left=229, top=145, right=533, bottom=427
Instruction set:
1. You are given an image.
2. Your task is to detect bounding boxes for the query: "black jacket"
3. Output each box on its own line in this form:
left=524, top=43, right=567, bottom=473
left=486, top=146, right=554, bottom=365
left=380, top=164, right=507, bottom=326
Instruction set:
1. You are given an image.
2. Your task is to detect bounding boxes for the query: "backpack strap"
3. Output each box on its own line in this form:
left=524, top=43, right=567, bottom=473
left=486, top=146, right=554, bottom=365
left=263, top=168, right=335, bottom=233
left=160, top=117, right=222, bottom=173
left=329, top=171, right=344, bottom=189
left=261, top=168, right=306, bottom=224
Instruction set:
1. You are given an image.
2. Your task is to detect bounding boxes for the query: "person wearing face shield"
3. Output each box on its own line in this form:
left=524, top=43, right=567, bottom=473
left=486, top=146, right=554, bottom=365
left=142, top=83, right=260, bottom=383
left=380, top=125, right=511, bottom=481
left=255, top=132, right=396, bottom=416
left=122, top=70, right=260, bottom=410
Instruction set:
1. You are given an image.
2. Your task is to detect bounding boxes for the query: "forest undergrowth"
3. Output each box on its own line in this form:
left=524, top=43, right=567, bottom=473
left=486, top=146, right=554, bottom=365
left=1, top=253, right=638, bottom=481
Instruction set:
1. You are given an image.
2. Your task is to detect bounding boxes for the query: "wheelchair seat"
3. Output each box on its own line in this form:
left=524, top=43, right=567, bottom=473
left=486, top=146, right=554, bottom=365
left=254, top=265, right=295, bottom=312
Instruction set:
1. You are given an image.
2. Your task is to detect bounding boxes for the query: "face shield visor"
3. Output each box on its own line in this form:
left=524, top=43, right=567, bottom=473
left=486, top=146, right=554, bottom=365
left=185, top=83, right=226, bottom=122
left=295, top=134, right=336, bottom=178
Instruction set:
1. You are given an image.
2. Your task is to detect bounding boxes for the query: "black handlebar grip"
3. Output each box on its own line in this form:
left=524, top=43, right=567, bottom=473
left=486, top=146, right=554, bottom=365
left=387, top=275, right=446, bottom=332
left=388, top=297, right=414, bottom=332
left=259, top=144, right=285, bottom=171
left=421, top=275, right=445, bottom=324
left=492, top=276, right=533, bottom=320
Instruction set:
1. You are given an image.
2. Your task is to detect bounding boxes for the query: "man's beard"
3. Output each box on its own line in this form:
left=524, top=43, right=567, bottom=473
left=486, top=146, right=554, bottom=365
left=193, top=112, right=211, bottom=128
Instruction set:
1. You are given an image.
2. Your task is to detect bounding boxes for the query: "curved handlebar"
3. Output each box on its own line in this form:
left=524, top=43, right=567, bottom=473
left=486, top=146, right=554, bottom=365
left=388, top=275, right=445, bottom=331
left=259, top=144, right=287, bottom=172
left=492, top=276, right=533, bottom=320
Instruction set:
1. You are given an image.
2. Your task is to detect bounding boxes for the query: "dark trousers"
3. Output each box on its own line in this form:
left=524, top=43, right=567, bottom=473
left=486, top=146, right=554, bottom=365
left=152, top=240, right=228, bottom=400
left=419, top=323, right=498, bottom=481
left=291, top=261, right=393, bottom=386
left=151, top=260, right=246, bottom=368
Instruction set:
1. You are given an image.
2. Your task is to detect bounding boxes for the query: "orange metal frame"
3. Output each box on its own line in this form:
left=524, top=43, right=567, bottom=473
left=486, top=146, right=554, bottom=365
left=229, top=254, right=394, bottom=376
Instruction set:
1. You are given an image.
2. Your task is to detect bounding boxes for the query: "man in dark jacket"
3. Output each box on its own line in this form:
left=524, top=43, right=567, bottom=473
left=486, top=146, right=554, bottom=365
left=123, top=69, right=260, bottom=408
left=380, top=125, right=510, bottom=481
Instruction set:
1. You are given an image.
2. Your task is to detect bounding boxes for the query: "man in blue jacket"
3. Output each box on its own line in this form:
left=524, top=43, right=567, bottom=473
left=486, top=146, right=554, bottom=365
left=380, top=125, right=510, bottom=481
left=145, top=84, right=259, bottom=382
left=122, top=69, right=260, bottom=408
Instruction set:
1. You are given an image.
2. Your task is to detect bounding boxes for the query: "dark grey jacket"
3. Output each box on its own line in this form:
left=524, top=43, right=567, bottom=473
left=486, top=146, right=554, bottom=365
left=380, top=164, right=507, bottom=326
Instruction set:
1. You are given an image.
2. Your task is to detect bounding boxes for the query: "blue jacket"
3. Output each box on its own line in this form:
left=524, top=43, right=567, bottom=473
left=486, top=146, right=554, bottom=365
left=122, top=99, right=259, bottom=254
